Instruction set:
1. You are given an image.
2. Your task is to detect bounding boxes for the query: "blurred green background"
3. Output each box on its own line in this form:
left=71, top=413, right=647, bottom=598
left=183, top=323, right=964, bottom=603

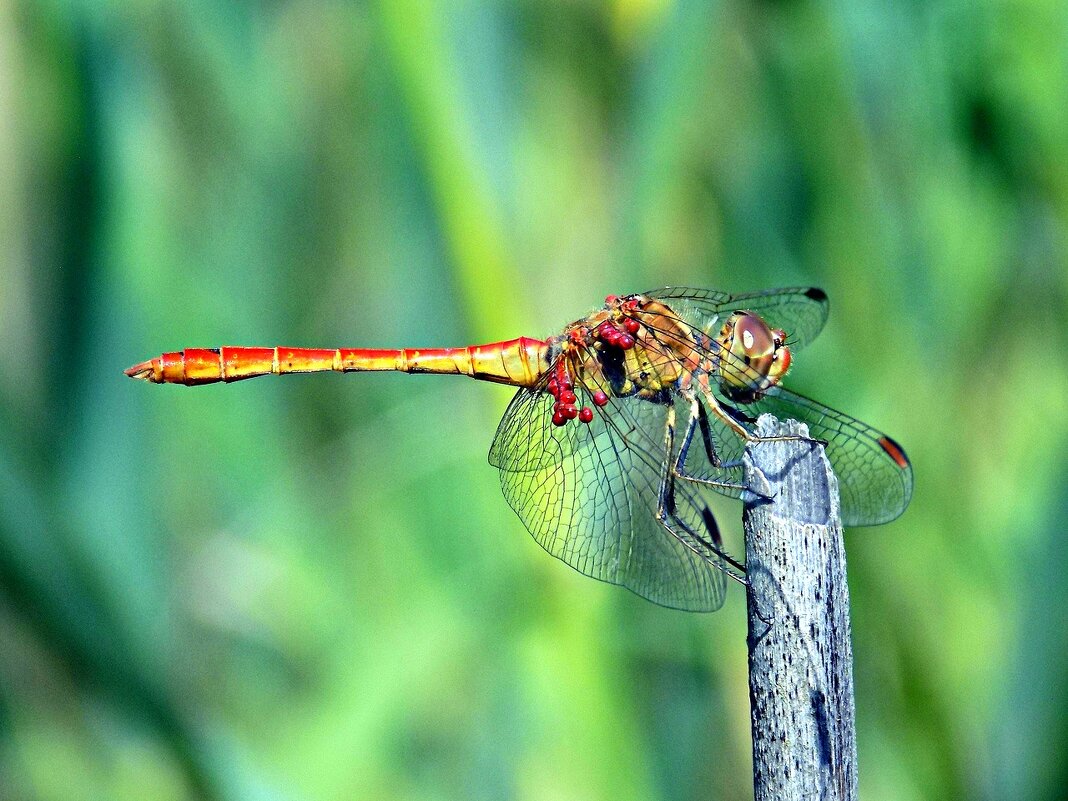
left=2, top=1, right=1067, bottom=799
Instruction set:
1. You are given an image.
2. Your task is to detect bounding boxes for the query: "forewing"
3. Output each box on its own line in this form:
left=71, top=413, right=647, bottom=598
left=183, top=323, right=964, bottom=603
left=492, top=392, right=729, bottom=612
left=643, top=286, right=830, bottom=351
left=742, top=385, right=913, bottom=526
left=684, top=383, right=913, bottom=527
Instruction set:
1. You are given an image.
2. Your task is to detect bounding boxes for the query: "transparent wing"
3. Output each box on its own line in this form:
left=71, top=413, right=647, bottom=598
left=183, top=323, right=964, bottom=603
left=682, top=383, right=913, bottom=527
left=488, top=382, right=579, bottom=473
left=642, top=286, right=830, bottom=351
left=489, top=388, right=730, bottom=612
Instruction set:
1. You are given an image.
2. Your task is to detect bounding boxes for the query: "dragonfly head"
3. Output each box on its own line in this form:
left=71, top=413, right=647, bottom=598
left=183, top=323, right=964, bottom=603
left=717, top=312, right=791, bottom=399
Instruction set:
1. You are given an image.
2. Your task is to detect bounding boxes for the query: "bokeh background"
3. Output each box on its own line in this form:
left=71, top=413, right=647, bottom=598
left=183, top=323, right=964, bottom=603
left=2, top=1, right=1067, bottom=799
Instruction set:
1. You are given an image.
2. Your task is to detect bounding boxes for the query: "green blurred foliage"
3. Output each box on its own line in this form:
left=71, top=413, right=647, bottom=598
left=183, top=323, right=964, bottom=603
left=1, top=1, right=1066, bottom=799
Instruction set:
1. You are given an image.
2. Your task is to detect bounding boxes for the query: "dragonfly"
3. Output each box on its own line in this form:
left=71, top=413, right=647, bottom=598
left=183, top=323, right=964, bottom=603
left=126, top=287, right=912, bottom=611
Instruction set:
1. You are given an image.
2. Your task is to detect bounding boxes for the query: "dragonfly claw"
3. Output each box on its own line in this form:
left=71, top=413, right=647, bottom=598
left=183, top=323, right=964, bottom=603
left=740, top=460, right=775, bottom=505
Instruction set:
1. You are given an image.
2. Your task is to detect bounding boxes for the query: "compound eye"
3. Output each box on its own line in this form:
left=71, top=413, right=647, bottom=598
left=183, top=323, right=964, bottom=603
left=734, top=314, right=775, bottom=357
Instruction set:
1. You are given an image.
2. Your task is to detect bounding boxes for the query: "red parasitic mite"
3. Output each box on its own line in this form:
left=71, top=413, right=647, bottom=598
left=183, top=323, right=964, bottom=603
left=578, top=407, right=594, bottom=423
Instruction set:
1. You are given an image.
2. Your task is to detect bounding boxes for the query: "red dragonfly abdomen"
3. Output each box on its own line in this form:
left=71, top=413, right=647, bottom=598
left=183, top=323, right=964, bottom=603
left=125, top=337, right=551, bottom=388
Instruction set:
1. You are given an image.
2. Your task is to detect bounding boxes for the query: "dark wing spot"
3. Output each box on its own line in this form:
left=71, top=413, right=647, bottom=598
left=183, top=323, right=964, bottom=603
left=804, top=287, right=828, bottom=303
left=878, top=436, right=911, bottom=470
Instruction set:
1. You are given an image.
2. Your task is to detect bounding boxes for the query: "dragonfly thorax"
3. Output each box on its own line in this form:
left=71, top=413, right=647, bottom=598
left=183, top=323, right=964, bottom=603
left=544, top=296, right=707, bottom=428
left=546, top=296, right=794, bottom=428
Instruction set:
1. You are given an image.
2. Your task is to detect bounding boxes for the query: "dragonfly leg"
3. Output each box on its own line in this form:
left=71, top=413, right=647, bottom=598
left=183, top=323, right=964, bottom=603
left=670, top=393, right=773, bottom=504
left=700, top=387, right=825, bottom=448
left=671, top=397, right=752, bottom=493
left=655, top=405, right=747, bottom=583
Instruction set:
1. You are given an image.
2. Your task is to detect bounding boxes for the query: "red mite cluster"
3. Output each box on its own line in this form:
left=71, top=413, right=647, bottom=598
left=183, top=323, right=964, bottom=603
left=595, top=315, right=640, bottom=349
left=548, top=362, right=608, bottom=427
left=547, top=297, right=643, bottom=427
